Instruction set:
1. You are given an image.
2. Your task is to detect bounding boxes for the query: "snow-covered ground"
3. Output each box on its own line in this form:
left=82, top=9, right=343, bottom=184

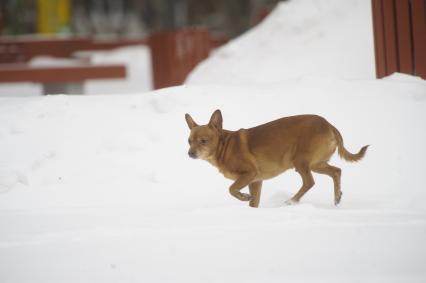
left=1, top=0, right=426, bottom=282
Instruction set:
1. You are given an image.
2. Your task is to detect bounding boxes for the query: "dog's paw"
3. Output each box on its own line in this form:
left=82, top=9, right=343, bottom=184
left=239, top=193, right=252, bottom=202
left=334, top=191, right=343, bottom=206
left=285, top=199, right=299, bottom=206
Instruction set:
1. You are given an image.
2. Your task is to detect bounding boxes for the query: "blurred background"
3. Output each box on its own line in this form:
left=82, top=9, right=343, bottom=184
left=0, top=0, right=280, bottom=39
left=0, top=0, right=282, bottom=96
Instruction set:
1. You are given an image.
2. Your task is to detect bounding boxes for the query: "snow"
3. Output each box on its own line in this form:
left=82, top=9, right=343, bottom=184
left=77, top=46, right=153, bottom=94
left=1, top=0, right=426, bottom=282
left=187, top=0, right=375, bottom=84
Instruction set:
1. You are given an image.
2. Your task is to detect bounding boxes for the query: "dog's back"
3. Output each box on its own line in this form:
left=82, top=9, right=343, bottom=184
left=246, top=115, right=338, bottom=179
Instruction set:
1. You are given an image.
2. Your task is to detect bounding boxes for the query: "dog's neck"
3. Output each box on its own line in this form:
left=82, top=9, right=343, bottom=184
left=206, top=129, right=234, bottom=168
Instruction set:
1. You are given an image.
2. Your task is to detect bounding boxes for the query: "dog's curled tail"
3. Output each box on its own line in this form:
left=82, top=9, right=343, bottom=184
left=331, top=125, right=369, bottom=162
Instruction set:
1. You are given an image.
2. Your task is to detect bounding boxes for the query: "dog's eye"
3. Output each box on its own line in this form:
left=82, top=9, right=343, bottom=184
left=200, top=138, right=208, bottom=145
left=188, top=138, right=192, bottom=145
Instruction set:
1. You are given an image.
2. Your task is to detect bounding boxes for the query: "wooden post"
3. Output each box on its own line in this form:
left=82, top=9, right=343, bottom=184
left=149, top=28, right=210, bottom=89
left=372, top=0, right=388, bottom=78
left=371, top=0, right=425, bottom=80
left=411, top=0, right=426, bottom=79
left=395, top=0, right=414, bottom=75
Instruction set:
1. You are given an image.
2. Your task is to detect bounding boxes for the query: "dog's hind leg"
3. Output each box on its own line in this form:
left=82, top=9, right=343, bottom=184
left=312, top=162, right=342, bottom=205
left=286, top=161, right=315, bottom=205
left=249, top=181, right=262, bottom=208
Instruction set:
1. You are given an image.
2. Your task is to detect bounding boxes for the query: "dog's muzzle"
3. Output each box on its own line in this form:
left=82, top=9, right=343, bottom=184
left=188, top=150, right=197, bottom=159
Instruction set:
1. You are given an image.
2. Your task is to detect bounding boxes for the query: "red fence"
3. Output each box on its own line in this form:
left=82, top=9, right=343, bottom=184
left=372, top=0, right=426, bottom=79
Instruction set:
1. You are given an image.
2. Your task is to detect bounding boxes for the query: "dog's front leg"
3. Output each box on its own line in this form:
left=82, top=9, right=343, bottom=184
left=229, top=173, right=256, bottom=201
left=249, top=181, right=262, bottom=208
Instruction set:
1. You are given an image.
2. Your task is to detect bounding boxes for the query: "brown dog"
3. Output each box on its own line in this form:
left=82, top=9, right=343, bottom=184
left=185, top=110, right=368, bottom=208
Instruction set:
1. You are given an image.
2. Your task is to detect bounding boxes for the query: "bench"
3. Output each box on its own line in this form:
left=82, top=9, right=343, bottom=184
left=0, top=63, right=126, bottom=94
left=0, top=37, right=143, bottom=94
left=0, top=37, right=147, bottom=63
left=0, top=32, right=219, bottom=91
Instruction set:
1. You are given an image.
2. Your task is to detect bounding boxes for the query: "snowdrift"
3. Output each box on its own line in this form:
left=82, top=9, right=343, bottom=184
left=187, top=0, right=375, bottom=84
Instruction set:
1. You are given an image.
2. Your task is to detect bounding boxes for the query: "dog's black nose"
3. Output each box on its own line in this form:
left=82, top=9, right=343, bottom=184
left=188, top=150, right=197, bottom=159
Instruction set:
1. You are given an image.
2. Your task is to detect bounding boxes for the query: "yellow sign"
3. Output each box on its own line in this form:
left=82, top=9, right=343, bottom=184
left=37, top=0, right=70, bottom=34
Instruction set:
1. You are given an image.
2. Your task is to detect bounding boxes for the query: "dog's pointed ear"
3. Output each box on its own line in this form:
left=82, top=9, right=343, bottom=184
left=185, top=113, right=198, bottom=130
left=208, top=109, right=223, bottom=130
